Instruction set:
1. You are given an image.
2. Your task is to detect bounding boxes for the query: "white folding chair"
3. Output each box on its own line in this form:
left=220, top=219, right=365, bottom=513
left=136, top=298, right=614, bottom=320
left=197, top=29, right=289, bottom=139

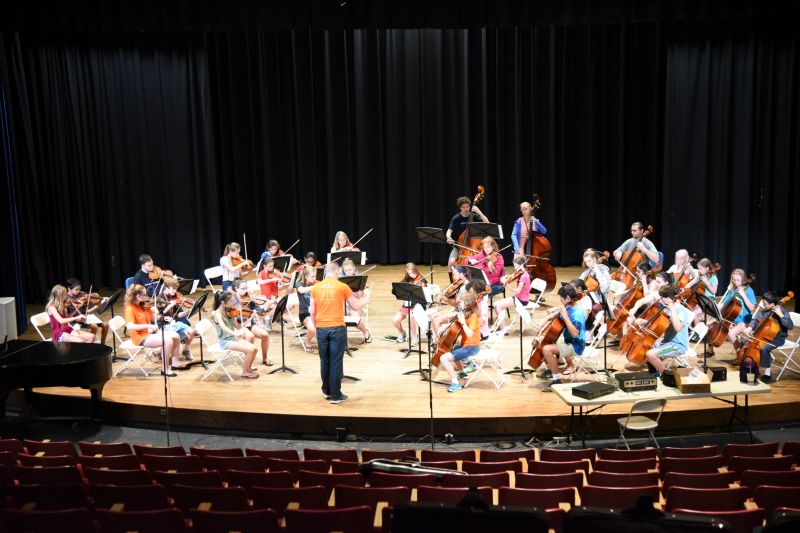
left=30, top=312, right=52, bottom=341
left=586, top=310, right=605, bottom=342
left=109, top=315, right=160, bottom=378
left=204, top=266, right=224, bottom=292
left=526, top=278, right=548, bottom=314
left=571, top=323, right=607, bottom=380
left=664, top=322, right=708, bottom=369
left=196, top=318, right=243, bottom=382
left=616, top=398, right=667, bottom=450
left=609, top=280, right=628, bottom=295
left=463, top=332, right=506, bottom=389
left=775, top=312, right=800, bottom=381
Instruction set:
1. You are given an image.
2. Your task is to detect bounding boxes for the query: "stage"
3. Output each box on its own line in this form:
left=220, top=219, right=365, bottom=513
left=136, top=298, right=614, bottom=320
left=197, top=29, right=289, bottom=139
left=11, top=266, right=800, bottom=439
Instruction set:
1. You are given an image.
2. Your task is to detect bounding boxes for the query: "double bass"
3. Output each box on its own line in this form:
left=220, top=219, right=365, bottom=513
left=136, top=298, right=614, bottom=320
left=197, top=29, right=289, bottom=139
left=455, top=186, right=486, bottom=265
left=706, top=273, right=756, bottom=347
left=611, top=225, right=656, bottom=290
left=521, top=194, right=556, bottom=292
left=733, top=291, right=794, bottom=366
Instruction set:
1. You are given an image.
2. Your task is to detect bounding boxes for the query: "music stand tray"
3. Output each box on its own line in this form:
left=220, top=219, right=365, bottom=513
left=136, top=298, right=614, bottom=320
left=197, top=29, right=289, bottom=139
left=467, top=222, right=504, bottom=240
left=415, top=227, right=447, bottom=244
left=328, top=250, right=366, bottom=266
left=695, top=292, right=722, bottom=369
left=184, top=292, right=212, bottom=370
left=391, top=282, right=431, bottom=368
left=272, top=255, right=295, bottom=273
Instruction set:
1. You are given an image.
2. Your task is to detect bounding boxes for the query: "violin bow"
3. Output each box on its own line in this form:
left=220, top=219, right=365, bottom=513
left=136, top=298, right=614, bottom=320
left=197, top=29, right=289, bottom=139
left=470, top=244, right=513, bottom=265
left=350, top=227, right=374, bottom=249
left=283, top=238, right=300, bottom=256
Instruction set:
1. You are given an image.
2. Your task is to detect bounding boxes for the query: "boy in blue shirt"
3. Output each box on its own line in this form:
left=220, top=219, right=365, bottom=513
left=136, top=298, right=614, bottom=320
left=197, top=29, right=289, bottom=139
left=642, top=285, right=694, bottom=377
left=542, top=285, right=586, bottom=391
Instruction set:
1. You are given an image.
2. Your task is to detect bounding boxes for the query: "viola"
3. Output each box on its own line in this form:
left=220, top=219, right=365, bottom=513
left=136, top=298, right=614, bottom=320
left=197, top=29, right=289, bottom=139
left=584, top=251, right=611, bottom=293
left=503, top=268, right=524, bottom=287
left=232, top=256, right=255, bottom=273
left=733, top=291, right=794, bottom=366
left=706, top=273, right=756, bottom=347
left=523, top=194, right=556, bottom=292
left=148, top=265, right=174, bottom=280
left=441, top=277, right=466, bottom=302
left=456, top=185, right=486, bottom=265
left=621, top=301, right=672, bottom=365
left=611, top=225, right=656, bottom=290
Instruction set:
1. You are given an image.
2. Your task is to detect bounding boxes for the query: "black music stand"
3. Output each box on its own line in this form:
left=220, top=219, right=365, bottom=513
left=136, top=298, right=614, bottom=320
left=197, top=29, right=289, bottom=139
left=328, top=250, right=366, bottom=266
left=269, top=295, right=296, bottom=374
left=184, top=292, right=211, bottom=370
left=96, top=289, right=123, bottom=361
left=696, top=292, right=722, bottom=371
left=505, top=298, right=536, bottom=380
left=339, top=275, right=369, bottom=358
left=462, top=265, right=490, bottom=285
left=315, top=266, right=326, bottom=281
left=416, top=227, right=447, bottom=285
left=272, top=255, right=294, bottom=273
left=176, top=278, right=198, bottom=295
left=467, top=222, right=504, bottom=240
left=391, top=283, right=429, bottom=371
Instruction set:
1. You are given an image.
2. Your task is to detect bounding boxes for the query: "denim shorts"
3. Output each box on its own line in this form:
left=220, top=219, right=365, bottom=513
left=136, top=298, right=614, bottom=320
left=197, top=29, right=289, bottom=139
left=451, top=344, right=480, bottom=362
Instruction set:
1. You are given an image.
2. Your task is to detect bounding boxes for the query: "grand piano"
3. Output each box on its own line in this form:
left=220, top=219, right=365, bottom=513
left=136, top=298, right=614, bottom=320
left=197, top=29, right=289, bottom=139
left=0, top=339, right=112, bottom=422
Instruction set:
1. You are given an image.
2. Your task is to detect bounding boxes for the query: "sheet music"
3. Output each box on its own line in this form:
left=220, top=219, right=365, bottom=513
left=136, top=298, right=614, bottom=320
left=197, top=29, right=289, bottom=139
left=412, top=304, right=430, bottom=331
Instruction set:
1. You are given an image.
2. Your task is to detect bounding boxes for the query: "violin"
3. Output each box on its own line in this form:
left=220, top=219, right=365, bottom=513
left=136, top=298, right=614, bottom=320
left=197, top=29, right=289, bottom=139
left=456, top=185, right=486, bottom=265
left=232, top=256, right=255, bottom=274
left=140, top=297, right=155, bottom=310
left=66, top=291, right=103, bottom=315
left=733, top=291, right=794, bottom=366
left=707, top=273, right=757, bottom=347
left=503, top=268, right=524, bottom=287
left=611, top=225, right=656, bottom=290
left=148, top=265, right=174, bottom=280
left=584, top=251, right=610, bottom=293
left=522, top=194, right=556, bottom=293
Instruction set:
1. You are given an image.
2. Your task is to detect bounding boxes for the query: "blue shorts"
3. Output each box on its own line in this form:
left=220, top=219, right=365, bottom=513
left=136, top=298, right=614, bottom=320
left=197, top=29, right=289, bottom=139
left=165, top=320, right=192, bottom=341
left=451, top=344, right=480, bottom=362
left=218, top=337, right=234, bottom=350
left=655, top=341, right=687, bottom=358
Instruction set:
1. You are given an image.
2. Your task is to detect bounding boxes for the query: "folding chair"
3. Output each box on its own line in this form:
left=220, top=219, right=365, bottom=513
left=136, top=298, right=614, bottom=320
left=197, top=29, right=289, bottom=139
left=109, top=315, right=160, bottom=378
left=774, top=312, right=800, bottom=381
left=616, top=398, right=667, bottom=450
left=571, top=323, right=606, bottom=379
left=526, top=278, right=548, bottom=313
left=463, top=345, right=505, bottom=389
left=665, top=322, right=708, bottom=369
left=124, top=277, right=136, bottom=290
left=285, top=290, right=310, bottom=352
left=608, top=280, right=628, bottom=296
left=196, top=318, right=244, bottom=382
left=204, top=266, right=224, bottom=292
left=30, top=312, right=52, bottom=341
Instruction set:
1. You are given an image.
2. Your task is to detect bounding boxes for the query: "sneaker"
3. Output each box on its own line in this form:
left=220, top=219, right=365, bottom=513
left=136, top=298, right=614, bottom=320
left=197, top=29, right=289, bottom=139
left=322, top=389, right=331, bottom=400
left=330, top=394, right=349, bottom=404
left=396, top=332, right=407, bottom=344
left=411, top=336, right=419, bottom=346
left=543, top=379, right=562, bottom=392
left=457, top=371, right=468, bottom=379
left=759, top=375, right=771, bottom=384
left=447, top=382, right=462, bottom=393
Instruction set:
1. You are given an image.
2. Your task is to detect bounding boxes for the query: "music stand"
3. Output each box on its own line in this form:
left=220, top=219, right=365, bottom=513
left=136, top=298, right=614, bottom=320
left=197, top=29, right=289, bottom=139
left=272, top=255, right=295, bottom=273
left=411, top=303, right=437, bottom=450
left=176, top=278, right=199, bottom=296
left=328, top=250, right=366, bottom=266
left=391, top=282, right=430, bottom=370
left=467, top=222, right=504, bottom=240
left=505, top=299, right=536, bottom=380
left=416, top=227, right=447, bottom=285
left=315, top=266, right=326, bottom=281
left=462, top=265, right=490, bottom=285
left=97, top=289, right=123, bottom=361
left=339, top=275, right=369, bottom=358
left=184, top=292, right=211, bottom=370
left=269, top=295, right=296, bottom=374
left=695, top=292, right=722, bottom=371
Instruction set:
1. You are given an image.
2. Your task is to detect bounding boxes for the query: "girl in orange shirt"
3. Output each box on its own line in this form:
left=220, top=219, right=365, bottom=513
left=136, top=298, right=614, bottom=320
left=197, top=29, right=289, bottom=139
left=124, top=284, right=185, bottom=375
left=438, top=293, right=481, bottom=393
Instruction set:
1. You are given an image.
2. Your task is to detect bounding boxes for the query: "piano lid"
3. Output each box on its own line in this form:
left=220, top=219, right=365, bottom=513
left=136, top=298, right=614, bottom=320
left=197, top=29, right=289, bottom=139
left=0, top=339, right=112, bottom=368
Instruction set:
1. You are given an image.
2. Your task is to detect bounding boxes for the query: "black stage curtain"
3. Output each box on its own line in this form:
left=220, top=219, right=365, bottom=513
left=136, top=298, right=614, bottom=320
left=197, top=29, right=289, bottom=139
left=1, top=20, right=798, bottom=307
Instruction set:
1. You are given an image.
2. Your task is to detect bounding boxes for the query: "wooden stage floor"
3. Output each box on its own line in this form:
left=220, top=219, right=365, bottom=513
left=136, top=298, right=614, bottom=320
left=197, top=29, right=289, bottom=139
left=13, top=266, right=800, bottom=439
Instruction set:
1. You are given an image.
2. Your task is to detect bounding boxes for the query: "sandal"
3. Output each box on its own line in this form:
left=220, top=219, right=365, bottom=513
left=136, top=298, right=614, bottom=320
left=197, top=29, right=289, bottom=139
left=241, top=372, right=260, bottom=379
left=561, top=367, right=576, bottom=377
left=364, top=331, right=373, bottom=344
left=263, top=359, right=275, bottom=366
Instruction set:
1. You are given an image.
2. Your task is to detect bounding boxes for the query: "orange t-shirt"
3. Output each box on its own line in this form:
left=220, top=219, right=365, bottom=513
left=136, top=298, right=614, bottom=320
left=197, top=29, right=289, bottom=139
left=460, top=313, right=481, bottom=347
left=310, top=277, right=353, bottom=328
left=124, top=304, right=154, bottom=346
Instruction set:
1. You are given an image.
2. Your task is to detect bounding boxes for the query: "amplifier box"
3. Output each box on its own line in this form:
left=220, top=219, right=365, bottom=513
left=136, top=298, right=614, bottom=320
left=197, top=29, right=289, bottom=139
left=710, top=367, right=727, bottom=382
left=615, top=371, right=658, bottom=392
left=572, top=381, right=616, bottom=400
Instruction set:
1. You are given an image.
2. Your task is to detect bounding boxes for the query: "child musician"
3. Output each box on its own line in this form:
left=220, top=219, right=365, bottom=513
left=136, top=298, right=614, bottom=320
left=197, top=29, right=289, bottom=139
left=641, top=286, right=695, bottom=377
left=295, top=266, right=318, bottom=351
left=259, top=239, right=283, bottom=263
left=124, top=284, right=185, bottom=375
left=160, top=276, right=197, bottom=359
left=46, top=285, right=96, bottom=344
left=685, top=257, right=719, bottom=322
left=392, top=262, right=426, bottom=345
left=466, top=279, right=491, bottom=339
left=339, top=258, right=372, bottom=343
left=719, top=268, right=758, bottom=344
left=579, top=248, right=611, bottom=328
left=542, top=285, right=586, bottom=391
left=429, top=265, right=471, bottom=342
left=743, top=291, right=794, bottom=383
left=65, top=278, right=109, bottom=345
left=468, top=236, right=505, bottom=296
left=213, top=291, right=259, bottom=379
left=438, top=292, right=481, bottom=393
left=220, top=242, right=251, bottom=292
left=331, top=231, right=359, bottom=252
left=491, top=256, right=531, bottom=335
left=231, top=279, right=273, bottom=366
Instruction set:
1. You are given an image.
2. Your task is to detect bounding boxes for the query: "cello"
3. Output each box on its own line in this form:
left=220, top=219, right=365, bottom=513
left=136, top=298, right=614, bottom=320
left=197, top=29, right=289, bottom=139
left=622, top=300, right=672, bottom=366
left=431, top=298, right=479, bottom=368
left=454, top=186, right=486, bottom=265
left=607, top=263, right=662, bottom=336
left=672, top=253, right=699, bottom=289
left=682, top=262, right=721, bottom=308
left=521, top=194, right=557, bottom=293
left=527, top=293, right=578, bottom=369
left=611, top=225, right=656, bottom=289
left=584, top=251, right=611, bottom=293
left=733, top=291, right=794, bottom=366
left=706, top=273, right=756, bottom=347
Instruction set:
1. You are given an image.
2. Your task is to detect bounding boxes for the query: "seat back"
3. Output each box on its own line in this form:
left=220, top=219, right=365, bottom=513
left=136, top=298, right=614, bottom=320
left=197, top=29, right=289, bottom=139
left=303, top=448, right=359, bottom=463
left=77, top=454, right=141, bottom=470
left=202, top=455, right=264, bottom=474
left=204, top=266, right=224, bottom=289
left=727, top=455, right=796, bottom=476
left=361, top=448, right=416, bottom=462
left=665, top=486, right=749, bottom=512
left=334, top=485, right=411, bottom=510
left=661, top=445, right=718, bottom=458
left=17, top=454, right=76, bottom=467
left=296, top=470, right=364, bottom=495
left=441, top=471, right=510, bottom=488
left=330, top=461, right=361, bottom=473
left=190, top=508, right=280, bottom=533
left=753, top=486, right=800, bottom=514
left=23, top=439, right=77, bottom=458
left=515, top=472, right=584, bottom=491
left=90, top=483, right=171, bottom=510
left=625, top=398, right=667, bottom=423
left=417, top=485, right=493, bottom=505
left=659, top=455, right=725, bottom=478
left=588, top=471, right=660, bottom=488
left=190, top=447, right=245, bottom=458
left=419, top=449, right=477, bottom=462
left=284, top=506, right=373, bottom=533
left=78, top=441, right=133, bottom=456
left=582, top=485, right=661, bottom=508
left=224, top=469, right=294, bottom=491
left=133, top=444, right=186, bottom=457
left=84, top=467, right=153, bottom=486
left=479, top=448, right=536, bottom=463
left=124, top=277, right=136, bottom=289
left=366, top=472, right=437, bottom=489
left=722, top=442, right=780, bottom=463
left=662, top=471, right=738, bottom=492
left=462, top=460, right=522, bottom=474
left=528, top=459, right=590, bottom=475
left=264, top=458, right=327, bottom=482
left=598, top=448, right=658, bottom=461
left=781, top=441, right=800, bottom=459
left=0, top=438, right=25, bottom=456
left=30, top=312, right=52, bottom=341
left=96, top=508, right=188, bottom=532
left=594, top=458, right=657, bottom=473
left=246, top=448, right=301, bottom=461
left=12, top=465, right=83, bottom=485
left=9, top=483, right=89, bottom=510
left=141, top=453, right=203, bottom=473
left=539, top=448, right=596, bottom=465
left=1, top=508, right=95, bottom=532
left=153, top=470, right=224, bottom=492
left=498, top=486, right=576, bottom=508
left=171, top=484, right=249, bottom=512
left=740, top=469, right=800, bottom=497
left=251, top=486, right=329, bottom=516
